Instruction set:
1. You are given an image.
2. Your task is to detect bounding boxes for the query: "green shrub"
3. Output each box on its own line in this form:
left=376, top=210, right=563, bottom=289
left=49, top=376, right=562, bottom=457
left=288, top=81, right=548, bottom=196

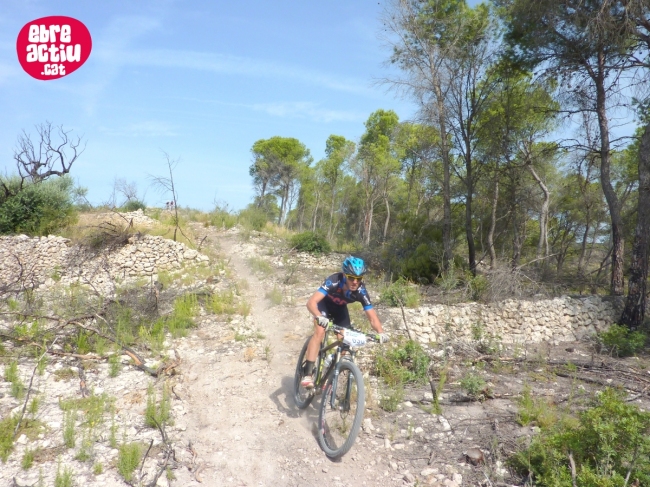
left=238, top=206, right=268, bottom=231
left=516, top=385, right=558, bottom=428
left=21, top=448, right=35, bottom=469
left=380, top=386, right=404, bottom=412
left=120, top=200, right=147, bottom=212
left=5, top=361, right=25, bottom=399
left=118, top=442, right=142, bottom=481
left=0, top=175, right=78, bottom=236
left=379, top=277, right=420, bottom=307
left=375, top=339, right=430, bottom=387
left=0, top=414, right=19, bottom=461
left=144, top=384, right=171, bottom=428
left=598, top=324, right=646, bottom=357
left=265, top=287, right=283, bottom=306
left=459, top=372, right=487, bottom=399
left=289, top=231, right=331, bottom=254
left=510, top=388, right=650, bottom=486
left=209, top=205, right=237, bottom=229
left=54, top=460, right=74, bottom=487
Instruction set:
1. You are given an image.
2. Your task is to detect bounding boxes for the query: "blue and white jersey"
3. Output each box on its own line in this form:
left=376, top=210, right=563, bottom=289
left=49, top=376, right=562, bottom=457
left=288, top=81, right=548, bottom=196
left=317, top=272, right=373, bottom=311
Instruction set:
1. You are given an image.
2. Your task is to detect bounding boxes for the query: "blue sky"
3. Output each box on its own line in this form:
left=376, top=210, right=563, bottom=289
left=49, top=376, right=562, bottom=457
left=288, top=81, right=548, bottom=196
left=0, top=0, right=425, bottom=210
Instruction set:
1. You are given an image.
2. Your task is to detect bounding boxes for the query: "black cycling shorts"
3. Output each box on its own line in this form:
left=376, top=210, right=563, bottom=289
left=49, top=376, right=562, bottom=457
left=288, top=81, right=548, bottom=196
left=316, top=299, right=352, bottom=329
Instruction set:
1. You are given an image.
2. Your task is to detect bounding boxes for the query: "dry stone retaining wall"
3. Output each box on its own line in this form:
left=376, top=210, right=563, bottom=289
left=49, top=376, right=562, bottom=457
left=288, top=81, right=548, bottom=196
left=0, top=233, right=209, bottom=295
left=383, top=295, right=623, bottom=345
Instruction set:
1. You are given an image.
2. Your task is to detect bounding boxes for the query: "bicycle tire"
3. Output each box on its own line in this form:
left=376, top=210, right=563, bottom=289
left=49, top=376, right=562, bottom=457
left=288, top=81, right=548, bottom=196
left=317, top=360, right=365, bottom=458
left=294, top=337, right=315, bottom=409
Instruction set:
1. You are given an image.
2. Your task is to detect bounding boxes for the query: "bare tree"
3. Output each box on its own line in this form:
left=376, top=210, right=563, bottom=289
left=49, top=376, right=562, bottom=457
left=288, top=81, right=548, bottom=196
left=8, top=122, right=84, bottom=193
left=150, top=153, right=183, bottom=241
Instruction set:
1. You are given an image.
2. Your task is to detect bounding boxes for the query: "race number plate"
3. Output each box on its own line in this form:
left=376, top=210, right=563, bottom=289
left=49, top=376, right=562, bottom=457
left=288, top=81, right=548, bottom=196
left=343, top=330, right=367, bottom=348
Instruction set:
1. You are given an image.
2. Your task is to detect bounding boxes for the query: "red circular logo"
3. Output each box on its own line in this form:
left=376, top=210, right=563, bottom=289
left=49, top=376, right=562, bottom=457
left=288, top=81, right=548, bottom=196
left=16, top=16, right=92, bottom=80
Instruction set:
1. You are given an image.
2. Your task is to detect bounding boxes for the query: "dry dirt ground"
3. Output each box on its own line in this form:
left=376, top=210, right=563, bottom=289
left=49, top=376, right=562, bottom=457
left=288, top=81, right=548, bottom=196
left=168, top=226, right=650, bottom=487
left=3, top=224, right=650, bottom=487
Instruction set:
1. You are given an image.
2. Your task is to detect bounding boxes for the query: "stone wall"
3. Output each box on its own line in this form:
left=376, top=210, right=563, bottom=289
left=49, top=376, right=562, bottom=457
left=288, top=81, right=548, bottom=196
left=382, top=295, right=623, bottom=345
left=0, top=233, right=209, bottom=295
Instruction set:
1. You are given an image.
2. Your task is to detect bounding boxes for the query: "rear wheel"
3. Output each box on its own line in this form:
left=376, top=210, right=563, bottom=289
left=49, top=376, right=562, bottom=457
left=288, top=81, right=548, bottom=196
left=294, top=337, right=315, bottom=409
left=317, top=360, right=365, bottom=458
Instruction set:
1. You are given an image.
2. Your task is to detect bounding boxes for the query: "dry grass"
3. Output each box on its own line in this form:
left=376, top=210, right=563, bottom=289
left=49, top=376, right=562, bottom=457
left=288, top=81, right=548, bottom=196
left=244, top=347, right=255, bottom=362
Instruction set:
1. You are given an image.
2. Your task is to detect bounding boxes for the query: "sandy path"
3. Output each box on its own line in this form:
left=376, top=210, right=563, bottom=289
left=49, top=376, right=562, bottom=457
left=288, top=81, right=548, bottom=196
left=170, top=230, right=398, bottom=487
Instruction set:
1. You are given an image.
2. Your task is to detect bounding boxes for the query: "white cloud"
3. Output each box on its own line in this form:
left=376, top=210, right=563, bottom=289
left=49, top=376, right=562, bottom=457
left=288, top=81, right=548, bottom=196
left=250, top=101, right=364, bottom=123
left=94, top=48, right=373, bottom=95
left=100, top=120, right=178, bottom=137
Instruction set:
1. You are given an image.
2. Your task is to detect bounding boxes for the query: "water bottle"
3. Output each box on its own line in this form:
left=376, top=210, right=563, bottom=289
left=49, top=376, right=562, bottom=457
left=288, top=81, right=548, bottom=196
left=323, top=353, right=333, bottom=371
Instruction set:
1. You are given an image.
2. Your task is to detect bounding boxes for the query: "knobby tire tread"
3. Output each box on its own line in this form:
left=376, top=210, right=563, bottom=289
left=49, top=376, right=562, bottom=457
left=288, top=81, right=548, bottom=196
left=317, top=360, right=365, bottom=458
left=294, top=337, right=314, bottom=409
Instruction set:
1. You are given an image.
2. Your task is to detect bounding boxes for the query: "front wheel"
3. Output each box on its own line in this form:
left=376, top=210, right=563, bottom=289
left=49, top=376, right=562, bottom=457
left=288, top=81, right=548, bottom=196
left=317, top=360, right=365, bottom=458
left=294, top=337, right=315, bottom=409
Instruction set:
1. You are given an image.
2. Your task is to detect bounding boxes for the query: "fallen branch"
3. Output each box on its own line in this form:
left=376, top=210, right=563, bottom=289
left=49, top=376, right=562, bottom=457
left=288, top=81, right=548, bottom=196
left=14, top=337, right=58, bottom=439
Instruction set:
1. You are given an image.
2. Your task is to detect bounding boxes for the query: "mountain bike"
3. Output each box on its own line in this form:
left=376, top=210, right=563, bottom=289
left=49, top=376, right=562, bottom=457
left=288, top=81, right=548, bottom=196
left=294, top=323, right=379, bottom=459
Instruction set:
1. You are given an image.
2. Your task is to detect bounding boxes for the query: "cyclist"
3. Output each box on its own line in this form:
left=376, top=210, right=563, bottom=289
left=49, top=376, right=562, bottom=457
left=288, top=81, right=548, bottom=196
left=301, top=255, right=388, bottom=388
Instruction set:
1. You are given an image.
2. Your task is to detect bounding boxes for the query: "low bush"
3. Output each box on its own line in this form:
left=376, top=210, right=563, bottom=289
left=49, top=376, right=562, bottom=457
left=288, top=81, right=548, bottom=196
left=375, top=339, right=430, bottom=387
left=120, top=199, right=147, bottom=212
left=510, top=388, right=650, bottom=486
left=597, top=324, right=646, bottom=357
left=209, top=205, right=237, bottom=230
left=289, top=231, right=331, bottom=254
left=379, top=277, right=420, bottom=308
left=118, top=442, right=142, bottom=481
left=0, top=176, right=78, bottom=236
left=238, top=206, right=268, bottom=231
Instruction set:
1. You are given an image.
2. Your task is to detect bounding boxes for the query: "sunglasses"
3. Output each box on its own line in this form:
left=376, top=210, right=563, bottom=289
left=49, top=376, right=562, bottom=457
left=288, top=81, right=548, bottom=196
left=345, top=274, right=363, bottom=282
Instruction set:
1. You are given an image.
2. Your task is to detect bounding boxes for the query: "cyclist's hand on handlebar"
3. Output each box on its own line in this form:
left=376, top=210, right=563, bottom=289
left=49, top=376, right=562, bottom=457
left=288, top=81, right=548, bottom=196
left=377, top=333, right=389, bottom=344
left=316, top=316, right=330, bottom=328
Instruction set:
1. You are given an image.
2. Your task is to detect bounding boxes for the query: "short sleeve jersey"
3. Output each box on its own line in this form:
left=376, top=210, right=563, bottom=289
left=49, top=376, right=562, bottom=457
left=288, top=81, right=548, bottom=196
left=317, top=272, right=373, bottom=311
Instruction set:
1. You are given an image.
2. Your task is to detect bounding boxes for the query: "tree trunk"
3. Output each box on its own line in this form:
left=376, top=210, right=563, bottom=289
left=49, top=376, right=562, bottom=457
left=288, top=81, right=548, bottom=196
left=328, top=189, right=336, bottom=240
left=465, top=172, right=476, bottom=276
left=620, top=123, right=650, bottom=328
left=527, top=164, right=550, bottom=261
left=593, top=54, right=624, bottom=295
left=383, top=195, right=391, bottom=244
left=312, top=190, right=320, bottom=232
left=488, top=176, right=499, bottom=269
left=577, top=221, right=590, bottom=274
left=364, top=199, right=375, bottom=246
left=436, top=83, right=453, bottom=272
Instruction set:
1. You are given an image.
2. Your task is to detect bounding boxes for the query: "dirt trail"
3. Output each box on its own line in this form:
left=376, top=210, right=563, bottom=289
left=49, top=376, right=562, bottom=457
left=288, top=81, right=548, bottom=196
left=171, top=229, right=397, bottom=487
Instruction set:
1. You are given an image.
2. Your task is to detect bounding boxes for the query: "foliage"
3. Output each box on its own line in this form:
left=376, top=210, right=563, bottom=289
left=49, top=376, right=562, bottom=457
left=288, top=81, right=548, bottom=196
left=516, top=385, right=558, bottom=429
left=248, top=256, right=273, bottom=276
left=379, top=386, right=404, bottom=412
left=0, top=175, right=78, bottom=235
left=379, top=277, right=420, bottom=308
left=118, top=442, right=142, bottom=481
left=0, top=414, right=19, bottom=462
left=265, top=286, right=283, bottom=306
left=145, top=383, right=171, bottom=428
left=289, top=231, right=331, bottom=254
left=510, top=389, right=650, bottom=486
left=375, top=339, right=430, bottom=387
left=209, top=204, right=237, bottom=229
left=597, top=324, right=647, bottom=357
left=21, top=448, right=35, bottom=469
left=120, top=199, right=147, bottom=212
left=459, top=372, right=487, bottom=399
left=238, top=205, right=269, bottom=231
left=383, top=215, right=444, bottom=285
left=54, top=460, right=74, bottom=487
left=4, top=360, right=25, bottom=399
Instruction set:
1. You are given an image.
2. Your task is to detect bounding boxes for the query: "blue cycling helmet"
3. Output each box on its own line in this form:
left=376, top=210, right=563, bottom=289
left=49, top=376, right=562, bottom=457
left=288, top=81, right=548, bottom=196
left=342, top=256, right=367, bottom=276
